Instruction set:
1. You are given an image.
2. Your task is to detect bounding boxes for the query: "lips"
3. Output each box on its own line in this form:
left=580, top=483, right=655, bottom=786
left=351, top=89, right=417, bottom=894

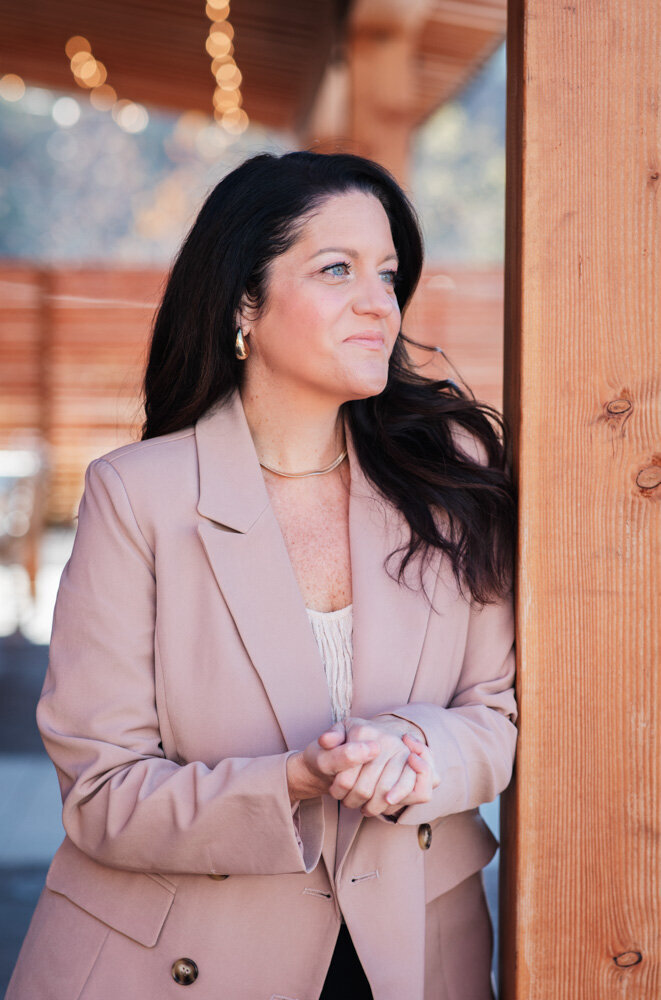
left=345, top=333, right=385, bottom=347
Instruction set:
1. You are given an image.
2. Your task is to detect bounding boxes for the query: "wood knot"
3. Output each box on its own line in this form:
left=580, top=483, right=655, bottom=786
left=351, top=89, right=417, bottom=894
left=636, top=466, right=661, bottom=490
left=613, top=951, right=643, bottom=968
left=606, top=399, right=632, bottom=416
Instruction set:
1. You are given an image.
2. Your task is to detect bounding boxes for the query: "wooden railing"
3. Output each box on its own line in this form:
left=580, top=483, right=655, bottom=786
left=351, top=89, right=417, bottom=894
left=0, top=262, right=505, bottom=525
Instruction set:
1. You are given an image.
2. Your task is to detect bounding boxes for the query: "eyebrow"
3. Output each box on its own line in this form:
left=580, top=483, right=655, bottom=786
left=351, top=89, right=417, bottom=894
left=308, top=247, right=399, bottom=264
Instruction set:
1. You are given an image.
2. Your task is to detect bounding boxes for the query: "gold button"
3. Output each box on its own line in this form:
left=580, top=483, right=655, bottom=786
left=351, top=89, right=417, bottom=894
left=172, top=958, right=199, bottom=985
left=207, top=873, right=230, bottom=880
left=417, top=823, right=432, bottom=850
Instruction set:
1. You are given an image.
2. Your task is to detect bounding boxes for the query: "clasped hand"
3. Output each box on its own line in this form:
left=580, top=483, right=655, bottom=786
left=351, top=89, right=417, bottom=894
left=289, top=714, right=440, bottom=819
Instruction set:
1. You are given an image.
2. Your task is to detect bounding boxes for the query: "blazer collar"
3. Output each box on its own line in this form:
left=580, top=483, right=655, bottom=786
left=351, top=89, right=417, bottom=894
left=196, top=388, right=272, bottom=533
left=194, top=388, right=445, bottom=873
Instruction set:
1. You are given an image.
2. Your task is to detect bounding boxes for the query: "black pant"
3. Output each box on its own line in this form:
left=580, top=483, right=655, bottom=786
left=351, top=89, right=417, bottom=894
left=319, top=921, right=374, bottom=999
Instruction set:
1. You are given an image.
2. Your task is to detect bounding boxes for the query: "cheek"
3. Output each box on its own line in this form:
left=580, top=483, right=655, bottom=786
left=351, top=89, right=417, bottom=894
left=267, top=287, right=341, bottom=348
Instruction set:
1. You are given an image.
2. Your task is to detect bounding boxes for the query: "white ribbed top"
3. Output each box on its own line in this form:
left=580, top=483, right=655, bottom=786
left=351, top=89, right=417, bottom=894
left=305, top=603, right=353, bottom=724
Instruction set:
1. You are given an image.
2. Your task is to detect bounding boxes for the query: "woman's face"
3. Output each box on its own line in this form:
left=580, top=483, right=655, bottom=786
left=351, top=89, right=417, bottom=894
left=238, top=190, right=402, bottom=403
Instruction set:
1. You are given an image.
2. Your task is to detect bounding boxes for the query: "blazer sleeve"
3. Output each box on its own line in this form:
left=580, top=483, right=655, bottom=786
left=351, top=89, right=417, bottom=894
left=374, top=584, right=518, bottom=826
left=374, top=422, right=518, bottom=827
left=37, top=457, right=324, bottom=876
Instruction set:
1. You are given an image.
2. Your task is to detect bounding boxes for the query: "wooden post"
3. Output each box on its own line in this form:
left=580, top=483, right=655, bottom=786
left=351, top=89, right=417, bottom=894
left=299, top=0, right=436, bottom=188
left=500, top=1, right=661, bottom=997
left=345, top=20, right=418, bottom=186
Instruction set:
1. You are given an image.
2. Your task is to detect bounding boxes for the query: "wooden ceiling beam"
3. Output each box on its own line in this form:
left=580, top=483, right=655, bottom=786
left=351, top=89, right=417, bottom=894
left=1, top=0, right=506, bottom=144
left=0, top=0, right=347, bottom=132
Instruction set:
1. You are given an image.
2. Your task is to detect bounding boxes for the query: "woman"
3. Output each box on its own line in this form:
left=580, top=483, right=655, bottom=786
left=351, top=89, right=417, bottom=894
left=7, top=150, right=518, bottom=1000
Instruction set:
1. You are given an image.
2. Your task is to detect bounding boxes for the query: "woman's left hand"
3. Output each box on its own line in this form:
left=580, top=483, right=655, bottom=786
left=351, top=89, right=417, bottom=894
left=327, top=715, right=440, bottom=817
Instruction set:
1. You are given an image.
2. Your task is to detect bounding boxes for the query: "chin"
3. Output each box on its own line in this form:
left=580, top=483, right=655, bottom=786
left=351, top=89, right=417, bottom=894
left=343, top=374, right=389, bottom=400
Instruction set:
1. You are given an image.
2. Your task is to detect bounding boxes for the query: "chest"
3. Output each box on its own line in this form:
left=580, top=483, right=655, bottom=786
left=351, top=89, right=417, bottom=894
left=263, top=473, right=352, bottom=612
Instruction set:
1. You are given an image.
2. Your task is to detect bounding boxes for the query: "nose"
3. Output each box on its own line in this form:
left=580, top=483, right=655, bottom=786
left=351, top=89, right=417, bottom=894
left=352, top=271, right=397, bottom=318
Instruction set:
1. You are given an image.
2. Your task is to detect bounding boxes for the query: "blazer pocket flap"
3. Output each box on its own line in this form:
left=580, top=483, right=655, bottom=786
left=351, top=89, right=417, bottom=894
left=424, top=809, right=498, bottom=903
left=46, top=836, right=176, bottom=948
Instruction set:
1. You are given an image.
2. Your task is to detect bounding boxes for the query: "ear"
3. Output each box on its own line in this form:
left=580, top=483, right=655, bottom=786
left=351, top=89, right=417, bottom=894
left=234, top=290, right=259, bottom=331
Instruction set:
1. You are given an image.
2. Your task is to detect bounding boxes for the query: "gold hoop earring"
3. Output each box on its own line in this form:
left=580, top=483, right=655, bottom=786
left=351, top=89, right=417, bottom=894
left=234, top=326, right=250, bottom=360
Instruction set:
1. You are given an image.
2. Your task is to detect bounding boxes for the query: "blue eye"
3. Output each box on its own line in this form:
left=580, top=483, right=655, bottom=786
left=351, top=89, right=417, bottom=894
left=322, top=261, right=351, bottom=277
left=321, top=262, right=399, bottom=284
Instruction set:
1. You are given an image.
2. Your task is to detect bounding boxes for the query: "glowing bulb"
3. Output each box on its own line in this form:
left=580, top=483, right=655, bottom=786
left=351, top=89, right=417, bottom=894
left=65, top=36, right=91, bottom=58
left=216, top=64, right=242, bottom=87
left=113, top=99, right=149, bottom=133
left=206, top=33, right=233, bottom=57
left=206, top=0, right=230, bottom=14
left=220, top=107, right=249, bottom=134
left=52, top=96, right=81, bottom=126
left=71, top=51, right=95, bottom=73
left=0, top=74, right=26, bottom=101
left=89, top=84, right=117, bottom=110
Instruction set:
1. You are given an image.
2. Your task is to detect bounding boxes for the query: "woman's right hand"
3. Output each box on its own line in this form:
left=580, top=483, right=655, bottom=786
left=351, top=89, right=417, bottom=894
left=286, top=721, right=382, bottom=803
left=378, top=734, right=439, bottom=816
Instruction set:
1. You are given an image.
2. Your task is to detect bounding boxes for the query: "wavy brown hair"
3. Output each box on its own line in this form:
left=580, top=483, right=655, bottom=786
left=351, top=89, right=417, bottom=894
left=141, top=150, right=516, bottom=608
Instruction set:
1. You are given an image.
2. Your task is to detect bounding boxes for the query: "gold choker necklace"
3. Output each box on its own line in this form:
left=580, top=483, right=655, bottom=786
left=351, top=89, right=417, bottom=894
left=259, top=448, right=348, bottom=478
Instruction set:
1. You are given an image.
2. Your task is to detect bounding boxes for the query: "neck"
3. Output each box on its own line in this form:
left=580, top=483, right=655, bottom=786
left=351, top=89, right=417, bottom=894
left=239, top=384, right=346, bottom=474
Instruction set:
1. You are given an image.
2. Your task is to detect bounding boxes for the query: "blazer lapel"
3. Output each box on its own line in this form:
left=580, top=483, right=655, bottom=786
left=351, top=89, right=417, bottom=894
left=335, top=426, right=443, bottom=873
left=195, top=389, right=334, bottom=751
left=194, top=388, right=443, bottom=876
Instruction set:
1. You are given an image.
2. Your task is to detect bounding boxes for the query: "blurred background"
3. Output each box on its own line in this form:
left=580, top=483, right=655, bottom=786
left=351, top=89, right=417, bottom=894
left=0, top=1, right=508, bottom=991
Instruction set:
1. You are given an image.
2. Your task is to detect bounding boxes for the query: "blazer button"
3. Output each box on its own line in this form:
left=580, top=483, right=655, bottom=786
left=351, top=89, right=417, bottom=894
left=172, top=958, right=199, bottom=985
left=208, top=873, right=230, bottom=880
left=417, top=823, right=432, bottom=850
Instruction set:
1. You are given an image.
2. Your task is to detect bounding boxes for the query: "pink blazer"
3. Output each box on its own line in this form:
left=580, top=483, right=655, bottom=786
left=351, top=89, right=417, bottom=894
left=7, top=387, right=518, bottom=1000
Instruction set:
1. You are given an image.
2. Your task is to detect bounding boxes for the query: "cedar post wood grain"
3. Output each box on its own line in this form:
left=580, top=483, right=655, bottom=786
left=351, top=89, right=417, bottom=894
left=500, top=1, right=661, bottom=997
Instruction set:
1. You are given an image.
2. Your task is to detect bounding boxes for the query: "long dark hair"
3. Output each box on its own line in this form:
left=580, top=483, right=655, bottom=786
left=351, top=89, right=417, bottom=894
left=141, top=150, right=516, bottom=608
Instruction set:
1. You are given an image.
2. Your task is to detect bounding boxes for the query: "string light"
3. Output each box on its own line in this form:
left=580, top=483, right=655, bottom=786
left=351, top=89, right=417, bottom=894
left=205, top=1, right=249, bottom=134
left=65, top=35, right=149, bottom=134
left=2, top=22, right=248, bottom=137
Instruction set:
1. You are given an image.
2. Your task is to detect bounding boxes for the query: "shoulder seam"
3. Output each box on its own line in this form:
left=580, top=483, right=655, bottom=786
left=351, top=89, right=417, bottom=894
left=94, top=458, right=155, bottom=562
left=101, top=427, right=195, bottom=463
